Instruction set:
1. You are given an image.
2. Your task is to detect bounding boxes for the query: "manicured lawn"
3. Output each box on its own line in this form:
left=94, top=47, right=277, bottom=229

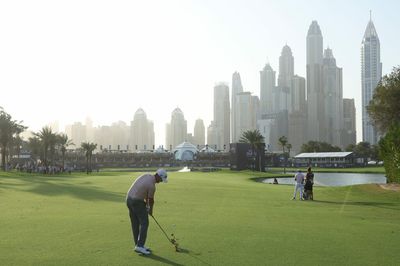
left=1, top=170, right=399, bottom=265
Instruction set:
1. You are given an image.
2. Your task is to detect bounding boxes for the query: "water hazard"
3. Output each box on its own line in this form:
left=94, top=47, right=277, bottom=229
left=263, top=172, right=386, bottom=187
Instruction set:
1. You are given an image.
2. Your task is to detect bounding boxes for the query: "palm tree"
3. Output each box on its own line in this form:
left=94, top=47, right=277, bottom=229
left=34, top=126, right=57, bottom=168
left=278, top=136, right=288, bottom=173
left=239, top=129, right=265, bottom=171
left=0, top=108, right=26, bottom=170
left=57, top=134, right=74, bottom=171
left=81, top=142, right=97, bottom=174
left=28, top=136, right=42, bottom=160
left=286, top=143, right=292, bottom=168
left=11, top=134, right=23, bottom=159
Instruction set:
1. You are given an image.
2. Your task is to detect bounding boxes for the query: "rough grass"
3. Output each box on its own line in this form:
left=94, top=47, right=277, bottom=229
left=0, top=170, right=399, bottom=265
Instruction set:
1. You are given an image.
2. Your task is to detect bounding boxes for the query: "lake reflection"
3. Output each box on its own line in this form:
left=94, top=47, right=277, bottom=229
left=263, top=172, right=387, bottom=187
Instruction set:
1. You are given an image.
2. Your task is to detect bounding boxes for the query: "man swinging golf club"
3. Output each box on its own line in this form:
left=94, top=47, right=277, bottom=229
left=126, top=169, right=168, bottom=255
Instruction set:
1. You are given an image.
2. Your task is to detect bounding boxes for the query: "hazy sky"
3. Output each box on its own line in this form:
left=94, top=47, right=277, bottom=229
left=1, top=0, right=399, bottom=146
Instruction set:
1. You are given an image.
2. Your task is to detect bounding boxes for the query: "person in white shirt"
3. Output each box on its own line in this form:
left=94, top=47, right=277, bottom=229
left=292, top=169, right=305, bottom=200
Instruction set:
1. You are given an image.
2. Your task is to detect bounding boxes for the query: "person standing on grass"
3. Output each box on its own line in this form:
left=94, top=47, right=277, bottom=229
left=126, top=169, right=168, bottom=255
left=292, top=169, right=305, bottom=200
left=305, top=167, right=314, bottom=200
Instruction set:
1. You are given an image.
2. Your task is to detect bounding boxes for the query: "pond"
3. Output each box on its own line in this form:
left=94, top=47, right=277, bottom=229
left=263, top=172, right=387, bottom=187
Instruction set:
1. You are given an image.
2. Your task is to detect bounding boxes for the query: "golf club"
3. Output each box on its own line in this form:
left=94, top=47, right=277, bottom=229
left=150, top=214, right=180, bottom=252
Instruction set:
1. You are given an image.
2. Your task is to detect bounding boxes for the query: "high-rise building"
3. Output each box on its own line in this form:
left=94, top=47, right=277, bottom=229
left=276, top=45, right=295, bottom=113
left=166, top=107, right=187, bottom=150
left=306, top=20, right=325, bottom=142
left=193, top=119, right=205, bottom=147
left=207, top=121, right=217, bottom=150
left=342, top=98, right=357, bottom=148
left=291, top=75, right=306, bottom=114
left=361, top=15, right=382, bottom=145
left=85, top=117, right=94, bottom=142
left=322, top=48, right=343, bottom=147
left=278, top=45, right=294, bottom=89
left=213, top=83, right=230, bottom=151
left=109, top=121, right=130, bottom=150
left=259, top=63, right=276, bottom=116
left=235, top=92, right=257, bottom=141
left=70, top=122, right=86, bottom=148
left=130, top=108, right=155, bottom=151
left=288, top=75, right=307, bottom=155
left=94, top=125, right=112, bottom=151
left=231, top=72, right=243, bottom=142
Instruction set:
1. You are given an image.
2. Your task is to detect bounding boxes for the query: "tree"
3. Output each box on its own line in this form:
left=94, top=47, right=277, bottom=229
left=379, top=124, right=400, bottom=183
left=354, top=142, right=372, bottom=162
left=345, top=144, right=356, bottom=152
left=367, top=66, right=400, bottom=133
left=81, top=142, right=97, bottom=174
left=0, top=108, right=26, bottom=170
left=367, top=66, right=400, bottom=183
left=28, top=136, right=42, bottom=160
left=239, top=129, right=265, bottom=171
left=286, top=143, right=292, bottom=157
left=300, top=141, right=342, bottom=153
left=57, top=134, right=74, bottom=171
left=278, top=136, right=288, bottom=173
left=34, top=126, right=57, bottom=168
left=10, top=135, right=23, bottom=159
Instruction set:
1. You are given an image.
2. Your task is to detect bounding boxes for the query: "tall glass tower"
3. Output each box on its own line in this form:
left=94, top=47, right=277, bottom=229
left=306, top=21, right=324, bottom=142
left=231, top=72, right=243, bottom=142
left=361, top=15, right=382, bottom=145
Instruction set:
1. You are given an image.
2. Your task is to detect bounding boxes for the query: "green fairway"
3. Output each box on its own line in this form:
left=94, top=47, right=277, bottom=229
left=1, top=170, right=399, bottom=266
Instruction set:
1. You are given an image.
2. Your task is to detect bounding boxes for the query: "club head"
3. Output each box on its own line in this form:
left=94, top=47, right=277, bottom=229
left=170, top=234, right=180, bottom=252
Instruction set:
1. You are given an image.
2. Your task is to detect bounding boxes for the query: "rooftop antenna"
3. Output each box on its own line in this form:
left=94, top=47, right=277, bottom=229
left=370, top=10, right=372, bottom=21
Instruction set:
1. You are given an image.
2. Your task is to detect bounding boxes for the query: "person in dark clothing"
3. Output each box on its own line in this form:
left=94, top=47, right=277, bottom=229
left=303, top=178, right=313, bottom=200
left=304, top=167, right=314, bottom=200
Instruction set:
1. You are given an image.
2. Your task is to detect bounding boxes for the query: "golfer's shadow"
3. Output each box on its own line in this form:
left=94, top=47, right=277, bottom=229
left=144, top=253, right=184, bottom=266
left=178, top=248, right=211, bottom=266
left=145, top=248, right=211, bottom=266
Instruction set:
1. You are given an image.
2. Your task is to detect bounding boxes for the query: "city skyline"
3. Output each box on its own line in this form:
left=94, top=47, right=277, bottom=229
left=1, top=0, right=400, bottom=146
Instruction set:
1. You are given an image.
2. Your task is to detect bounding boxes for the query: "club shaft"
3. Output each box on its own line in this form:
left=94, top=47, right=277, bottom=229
left=150, top=215, right=171, bottom=242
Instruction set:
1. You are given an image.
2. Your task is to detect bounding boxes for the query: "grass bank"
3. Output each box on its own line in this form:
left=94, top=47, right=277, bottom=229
left=0, top=170, right=399, bottom=265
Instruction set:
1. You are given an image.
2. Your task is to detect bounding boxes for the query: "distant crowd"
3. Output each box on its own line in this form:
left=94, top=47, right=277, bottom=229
left=13, top=162, right=73, bottom=174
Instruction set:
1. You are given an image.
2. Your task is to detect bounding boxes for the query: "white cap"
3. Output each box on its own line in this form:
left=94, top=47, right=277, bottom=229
left=156, top=169, right=168, bottom=183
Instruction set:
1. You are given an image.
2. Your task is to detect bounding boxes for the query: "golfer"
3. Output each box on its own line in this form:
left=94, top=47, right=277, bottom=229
left=292, top=169, right=305, bottom=200
left=126, top=169, right=168, bottom=255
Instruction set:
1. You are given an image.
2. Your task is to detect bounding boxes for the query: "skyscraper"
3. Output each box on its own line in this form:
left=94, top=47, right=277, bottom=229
left=193, top=119, right=205, bottom=147
left=277, top=45, right=294, bottom=113
left=342, top=98, right=357, bottom=148
left=288, top=75, right=307, bottom=155
left=213, top=83, right=230, bottom=151
left=306, top=20, right=324, bottom=142
left=130, top=108, right=155, bottom=151
left=278, top=45, right=294, bottom=89
left=166, top=107, right=187, bottom=149
left=259, top=63, right=276, bottom=115
left=361, top=15, right=382, bottom=145
left=322, top=48, right=343, bottom=147
left=231, top=72, right=243, bottom=142
left=235, top=92, right=257, bottom=140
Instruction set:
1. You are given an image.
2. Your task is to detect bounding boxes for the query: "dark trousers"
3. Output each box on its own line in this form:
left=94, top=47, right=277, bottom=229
left=126, top=197, right=149, bottom=247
